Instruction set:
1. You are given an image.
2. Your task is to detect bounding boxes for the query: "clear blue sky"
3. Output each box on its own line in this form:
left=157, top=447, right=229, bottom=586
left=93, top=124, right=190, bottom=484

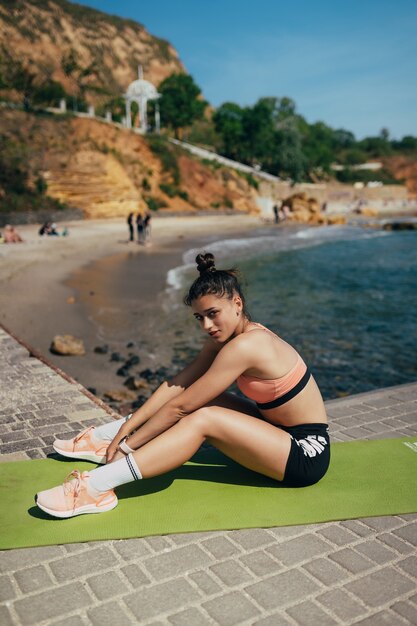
left=76, top=0, right=417, bottom=139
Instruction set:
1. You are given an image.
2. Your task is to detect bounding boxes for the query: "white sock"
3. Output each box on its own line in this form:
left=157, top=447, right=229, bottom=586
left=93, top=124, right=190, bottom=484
left=88, top=453, right=142, bottom=493
left=93, top=415, right=131, bottom=441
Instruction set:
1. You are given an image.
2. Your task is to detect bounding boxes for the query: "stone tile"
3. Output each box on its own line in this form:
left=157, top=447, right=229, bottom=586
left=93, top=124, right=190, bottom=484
left=317, top=524, right=358, bottom=546
left=0, top=545, right=63, bottom=572
left=168, top=607, right=212, bottom=626
left=317, top=588, right=366, bottom=622
left=327, top=406, right=365, bottom=418
left=144, top=536, right=172, bottom=553
left=354, top=610, right=406, bottom=625
left=303, top=557, right=350, bottom=585
left=367, top=431, right=406, bottom=440
left=113, top=538, right=151, bottom=560
left=188, top=570, right=222, bottom=596
left=396, top=555, right=417, bottom=578
left=203, top=590, right=260, bottom=626
left=210, top=559, right=254, bottom=587
left=345, top=567, right=415, bottom=607
left=0, top=605, right=15, bottom=626
left=329, top=548, right=373, bottom=574
left=0, top=437, right=43, bottom=453
left=345, top=426, right=376, bottom=439
left=227, top=528, right=275, bottom=550
left=378, top=532, right=417, bottom=555
left=1, top=430, right=29, bottom=442
left=120, top=563, right=150, bottom=588
left=254, top=615, right=293, bottom=626
left=87, top=570, right=127, bottom=600
left=268, top=526, right=308, bottom=540
left=50, top=547, right=116, bottom=582
left=14, top=564, right=53, bottom=593
left=202, top=536, right=241, bottom=559
left=267, top=534, right=330, bottom=566
left=393, top=522, right=417, bottom=546
left=125, top=578, right=200, bottom=621
left=239, top=550, right=282, bottom=577
left=144, top=544, right=213, bottom=581
left=392, top=600, right=417, bottom=624
left=363, top=421, right=397, bottom=434
left=354, top=540, right=397, bottom=565
left=0, top=574, right=15, bottom=601
left=14, top=582, right=92, bottom=626
left=49, top=617, right=85, bottom=626
left=63, top=543, right=90, bottom=554
left=246, top=569, right=320, bottom=609
left=170, top=531, right=216, bottom=545
left=88, top=601, right=132, bottom=626
left=286, top=600, right=338, bottom=625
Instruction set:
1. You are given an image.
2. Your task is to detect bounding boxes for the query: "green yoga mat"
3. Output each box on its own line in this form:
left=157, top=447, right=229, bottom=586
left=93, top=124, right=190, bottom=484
left=1, top=437, right=416, bottom=550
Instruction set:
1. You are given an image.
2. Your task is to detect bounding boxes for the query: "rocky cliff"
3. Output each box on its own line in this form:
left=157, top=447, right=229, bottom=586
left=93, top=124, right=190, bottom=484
left=0, top=0, right=184, bottom=106
left=0, top=109, right=259, bottom=216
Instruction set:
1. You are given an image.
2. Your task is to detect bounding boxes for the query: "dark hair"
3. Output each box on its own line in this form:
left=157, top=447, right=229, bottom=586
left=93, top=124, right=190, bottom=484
left=184, top=252, right=250, bottom=317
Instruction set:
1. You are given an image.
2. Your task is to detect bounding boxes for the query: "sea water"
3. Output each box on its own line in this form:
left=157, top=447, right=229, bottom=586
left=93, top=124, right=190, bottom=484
left=163, top=225, right=417, bottom=400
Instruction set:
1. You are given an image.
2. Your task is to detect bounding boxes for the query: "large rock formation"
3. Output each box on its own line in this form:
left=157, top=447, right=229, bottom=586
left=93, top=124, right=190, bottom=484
left=0, top=110, right=259, bottom=217
left=282, top=193, right=346, bottom=225
left=0, top=0, right=184, bottom=107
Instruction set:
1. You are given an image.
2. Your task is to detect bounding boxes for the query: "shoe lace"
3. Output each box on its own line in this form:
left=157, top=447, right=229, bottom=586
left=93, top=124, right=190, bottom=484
left=74, top=426, right=94, bottom=446
left=63, top=470, right=84, bottom=511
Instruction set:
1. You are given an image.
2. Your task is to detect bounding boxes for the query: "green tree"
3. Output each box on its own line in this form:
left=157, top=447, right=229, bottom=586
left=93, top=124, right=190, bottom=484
left=158, top=73, right=206, bottom=138
left=212, top=102, right=246, bottom=161
left=273, top=117, right=306, bottom=181
left=243, top=99, right=275, bottom=166
left=32, top=79, right=66, bottom=106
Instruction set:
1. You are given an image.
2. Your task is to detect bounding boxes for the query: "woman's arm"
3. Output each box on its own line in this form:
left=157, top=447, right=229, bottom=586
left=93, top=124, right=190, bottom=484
left=126, top=340, right=218, bottom=429
left=106, top=340, right=218, bottom=460
left=120, top=334, right=255, bottom=452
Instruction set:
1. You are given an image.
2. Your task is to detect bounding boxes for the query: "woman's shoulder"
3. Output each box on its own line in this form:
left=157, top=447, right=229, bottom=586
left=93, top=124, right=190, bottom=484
left=230, top=324, right=275, bottom=350
left=245, top=322, right=279, bottom=339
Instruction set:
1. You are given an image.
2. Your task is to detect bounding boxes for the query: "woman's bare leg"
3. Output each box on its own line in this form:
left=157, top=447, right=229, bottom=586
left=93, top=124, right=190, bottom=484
left=131, top=406, right=292, bottom=482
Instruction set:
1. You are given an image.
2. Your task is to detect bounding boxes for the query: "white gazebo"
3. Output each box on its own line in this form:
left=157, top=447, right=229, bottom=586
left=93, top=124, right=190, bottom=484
left=124, top=66, right=161, bottom=133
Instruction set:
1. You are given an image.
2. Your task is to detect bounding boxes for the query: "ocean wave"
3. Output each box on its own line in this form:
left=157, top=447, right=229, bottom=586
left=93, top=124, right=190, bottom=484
left=166, top=225, right=388, bottom=291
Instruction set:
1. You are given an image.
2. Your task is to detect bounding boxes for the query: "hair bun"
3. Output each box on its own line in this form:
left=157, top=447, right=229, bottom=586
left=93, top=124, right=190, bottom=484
left=196, top=252, right=216, bottom=275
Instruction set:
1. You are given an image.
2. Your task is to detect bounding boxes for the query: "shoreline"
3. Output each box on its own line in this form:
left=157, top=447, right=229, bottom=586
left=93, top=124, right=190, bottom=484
left=2, top=213, right=415, bottom=412
left=0, top=214, right=272, bottom=407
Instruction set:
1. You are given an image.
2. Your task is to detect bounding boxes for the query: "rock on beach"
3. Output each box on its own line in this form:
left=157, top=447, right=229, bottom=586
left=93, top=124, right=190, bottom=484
left=50, top=335, right=86, bottom=356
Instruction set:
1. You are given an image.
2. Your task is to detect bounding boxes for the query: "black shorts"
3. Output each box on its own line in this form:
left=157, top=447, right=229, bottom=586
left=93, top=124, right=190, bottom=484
left=280, top=423, right=330, bottom=487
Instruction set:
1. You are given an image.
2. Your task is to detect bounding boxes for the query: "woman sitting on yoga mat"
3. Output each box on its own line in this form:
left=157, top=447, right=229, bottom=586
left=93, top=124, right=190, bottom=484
left=36, top=252, right=330, bottom=518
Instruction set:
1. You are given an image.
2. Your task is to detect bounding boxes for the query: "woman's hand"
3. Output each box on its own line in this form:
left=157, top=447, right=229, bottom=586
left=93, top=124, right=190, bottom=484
left=106, top=424, right=131, bottom=463
left=108, top=449, right=127, bottom=463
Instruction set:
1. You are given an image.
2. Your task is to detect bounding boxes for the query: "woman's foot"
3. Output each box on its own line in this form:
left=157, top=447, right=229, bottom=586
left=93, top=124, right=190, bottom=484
left=36, top=470, right=118, bottom=518
left=53, top=427, right=109, bottom=463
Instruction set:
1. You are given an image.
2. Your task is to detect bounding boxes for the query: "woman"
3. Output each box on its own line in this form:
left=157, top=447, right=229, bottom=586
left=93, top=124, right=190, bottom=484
left=36, top=253, right=330, bottom=518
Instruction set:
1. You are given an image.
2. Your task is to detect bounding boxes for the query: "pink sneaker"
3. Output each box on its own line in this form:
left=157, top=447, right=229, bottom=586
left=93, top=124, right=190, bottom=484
left=36, top=470, right=118, bottom=518
left=53, top=427, right=109, bottom=464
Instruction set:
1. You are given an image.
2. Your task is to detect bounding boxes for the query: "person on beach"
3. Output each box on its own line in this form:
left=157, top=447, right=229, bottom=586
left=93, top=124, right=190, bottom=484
left=4, top=224, right=23, bottom=243
left=36, top=252, right=330, bottom=518
left=136, top=212, right=145, bottom=244
left=144, top=212, right=152, bottom=244
left=127, top=212, right=134, bottom=243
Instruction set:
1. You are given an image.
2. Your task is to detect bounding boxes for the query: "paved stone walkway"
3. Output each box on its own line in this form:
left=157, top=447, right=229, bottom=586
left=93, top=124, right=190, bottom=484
left=0, top=327, right=416, bottom=626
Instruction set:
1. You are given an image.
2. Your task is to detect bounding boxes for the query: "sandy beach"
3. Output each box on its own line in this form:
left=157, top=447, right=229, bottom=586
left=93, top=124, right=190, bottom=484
left=0, top=214, right=270, bottom=406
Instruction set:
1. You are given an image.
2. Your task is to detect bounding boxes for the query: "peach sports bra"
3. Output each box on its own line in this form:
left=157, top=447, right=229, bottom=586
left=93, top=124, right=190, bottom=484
left=236, top=323, right=311, bottom=409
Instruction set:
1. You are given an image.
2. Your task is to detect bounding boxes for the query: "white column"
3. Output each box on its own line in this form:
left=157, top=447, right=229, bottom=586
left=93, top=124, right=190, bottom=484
left=88, top=105, right=95, bottom=117
left=105, top=110, right=112, bottom=122
left=59, top=99, right=66, bottom=113
left=140, top=96, right=147, bottom=133
left=125, top=99, right=131, bottom=128
left=155, top=101, right=160, bottom=134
